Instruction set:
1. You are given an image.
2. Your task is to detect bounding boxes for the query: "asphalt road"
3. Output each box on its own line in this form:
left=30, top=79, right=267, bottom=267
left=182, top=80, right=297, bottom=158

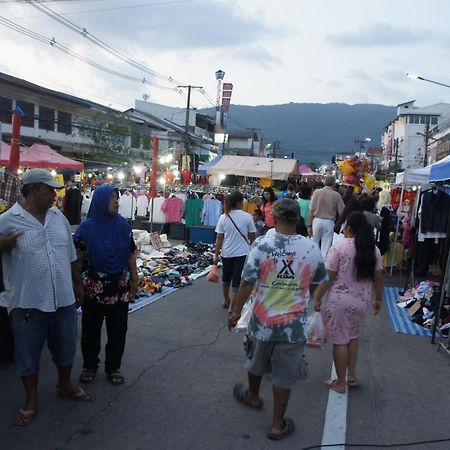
left=1, top=275, right=450, bottom=450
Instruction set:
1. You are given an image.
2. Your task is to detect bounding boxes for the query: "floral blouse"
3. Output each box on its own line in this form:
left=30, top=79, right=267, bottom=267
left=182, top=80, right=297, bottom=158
left=74, top=236, right=136, bottom=305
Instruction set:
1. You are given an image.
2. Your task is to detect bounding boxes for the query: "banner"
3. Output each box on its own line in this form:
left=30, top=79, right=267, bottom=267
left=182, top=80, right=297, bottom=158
left=222, top=83, right=233, bottom=111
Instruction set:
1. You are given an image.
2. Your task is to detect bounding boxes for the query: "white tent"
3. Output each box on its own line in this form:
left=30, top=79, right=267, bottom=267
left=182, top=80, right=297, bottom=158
left=207, top=155, right=297, bottom=180
left=395, top=166, right=430, bottom=186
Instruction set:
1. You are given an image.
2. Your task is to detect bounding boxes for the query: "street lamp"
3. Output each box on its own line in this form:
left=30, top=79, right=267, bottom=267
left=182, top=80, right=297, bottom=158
left=407, top=73, right=450, bottom=89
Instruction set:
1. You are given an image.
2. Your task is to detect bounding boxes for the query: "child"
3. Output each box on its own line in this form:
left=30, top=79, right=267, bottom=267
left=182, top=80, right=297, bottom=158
left=253, top=209, right=266, bottom=237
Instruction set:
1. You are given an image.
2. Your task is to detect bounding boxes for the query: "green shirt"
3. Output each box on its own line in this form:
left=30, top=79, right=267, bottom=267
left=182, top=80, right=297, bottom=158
left=183, top=198, right=203, bottom=227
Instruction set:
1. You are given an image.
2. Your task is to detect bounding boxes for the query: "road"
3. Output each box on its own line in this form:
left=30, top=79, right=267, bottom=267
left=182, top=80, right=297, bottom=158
left=0, top=275, right=449, bottom=450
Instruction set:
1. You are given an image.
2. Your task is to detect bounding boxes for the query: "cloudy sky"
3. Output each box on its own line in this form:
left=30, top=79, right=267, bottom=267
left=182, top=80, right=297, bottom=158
left=0, top=0, right=449, bottom=112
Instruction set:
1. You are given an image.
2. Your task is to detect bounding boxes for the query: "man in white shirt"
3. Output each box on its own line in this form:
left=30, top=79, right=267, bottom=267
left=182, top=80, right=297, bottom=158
left=0, top=169, right=90, bottom=427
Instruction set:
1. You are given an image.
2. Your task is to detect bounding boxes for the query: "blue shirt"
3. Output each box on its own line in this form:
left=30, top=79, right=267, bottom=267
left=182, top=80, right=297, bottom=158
left=0, top=203, right=77, bottom=312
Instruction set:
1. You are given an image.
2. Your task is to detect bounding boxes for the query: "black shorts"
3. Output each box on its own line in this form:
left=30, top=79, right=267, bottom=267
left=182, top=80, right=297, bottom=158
left=221, top=256, right=247, bottom=290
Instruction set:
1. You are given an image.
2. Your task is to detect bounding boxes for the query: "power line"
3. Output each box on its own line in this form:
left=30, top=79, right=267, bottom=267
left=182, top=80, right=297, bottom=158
left=26, top=0, right=184, bottom=86
left=16, top=0, right=197, bottom=15
left=0, top=15, right=179, bottom=92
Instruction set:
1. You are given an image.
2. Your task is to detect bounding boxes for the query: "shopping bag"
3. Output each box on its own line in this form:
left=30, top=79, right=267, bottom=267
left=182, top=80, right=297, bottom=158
left=207, top=265, right=220, bottom=283
left=306, top=311, right=326, bottom=349
left=235, top=299, right=253, bottom=333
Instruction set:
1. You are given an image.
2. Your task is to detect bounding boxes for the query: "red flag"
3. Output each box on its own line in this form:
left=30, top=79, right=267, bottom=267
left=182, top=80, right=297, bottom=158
left=8, top=109, right=23, bottom=174
left=149, top=136, right=159, bottom=198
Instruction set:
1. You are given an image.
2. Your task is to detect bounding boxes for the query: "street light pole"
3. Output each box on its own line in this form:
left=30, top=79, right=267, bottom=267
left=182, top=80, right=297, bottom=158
left=407, top=73, right=450, bottom=89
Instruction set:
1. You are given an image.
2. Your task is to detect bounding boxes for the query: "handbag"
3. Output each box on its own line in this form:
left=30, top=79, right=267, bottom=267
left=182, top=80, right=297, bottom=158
left=227, top=214, right=250, bottom=245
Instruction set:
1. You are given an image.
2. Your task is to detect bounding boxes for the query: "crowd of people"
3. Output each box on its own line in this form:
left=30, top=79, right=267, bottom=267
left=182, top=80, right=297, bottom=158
left=0, top=169, right=387, bottom=441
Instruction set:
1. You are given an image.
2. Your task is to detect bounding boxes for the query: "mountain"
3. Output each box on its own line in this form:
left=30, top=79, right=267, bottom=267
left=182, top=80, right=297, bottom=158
left=203, top=103, right=396, bottom=164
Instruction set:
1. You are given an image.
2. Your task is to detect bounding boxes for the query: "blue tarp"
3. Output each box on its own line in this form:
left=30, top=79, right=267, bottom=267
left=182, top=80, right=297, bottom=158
left=429, top=154, right=450, bottom=182
left=198, top=155, right=222, bottom=176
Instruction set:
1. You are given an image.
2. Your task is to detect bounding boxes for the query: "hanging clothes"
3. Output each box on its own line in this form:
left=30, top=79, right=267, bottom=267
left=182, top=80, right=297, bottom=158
left=118, top=191, right=136, bottom=220
left=201, top=198, right=223, bottom=227
left=184, top=197, right=203, bottom=227
left=161, top=196, right=183, bottom=223
left=148, top=196, right=166, bottom=223
left=136, top=193, right=149, bottom=217
left=81, top=193, right=92, bottom=216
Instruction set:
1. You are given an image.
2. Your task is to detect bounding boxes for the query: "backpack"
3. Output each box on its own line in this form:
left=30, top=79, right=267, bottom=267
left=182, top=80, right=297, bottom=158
left=389, top=209, right=399, bottom=231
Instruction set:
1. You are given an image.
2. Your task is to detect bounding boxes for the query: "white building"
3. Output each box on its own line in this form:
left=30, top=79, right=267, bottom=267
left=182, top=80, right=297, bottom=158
left=381, top=100, right=450, bottom=171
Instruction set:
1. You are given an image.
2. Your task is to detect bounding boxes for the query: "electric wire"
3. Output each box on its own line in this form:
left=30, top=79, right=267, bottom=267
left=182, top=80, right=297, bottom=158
left=26, top=0, right=183, bottom=86
left=0, top=15, right=179, bottom=91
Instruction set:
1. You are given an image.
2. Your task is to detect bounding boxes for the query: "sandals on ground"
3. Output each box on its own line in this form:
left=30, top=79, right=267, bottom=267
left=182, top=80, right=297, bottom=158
left=267, top=417, right=296, bottom=441
left=57, top=386, right=93, bottom=402
left=324, top=378, right=346, bottom=394
left=107, top=370, right=125, bottom=385
left=233, top=383, right=263, bottom=409
left=79, top=369, right=96, bottom=384
left=15, top=408, right=36, bottom=426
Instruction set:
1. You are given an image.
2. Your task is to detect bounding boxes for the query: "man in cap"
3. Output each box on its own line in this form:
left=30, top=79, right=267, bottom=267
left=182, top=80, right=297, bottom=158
left=0, top=169, right=89, bottom=426
left=228, top=198, right=327, bottom=441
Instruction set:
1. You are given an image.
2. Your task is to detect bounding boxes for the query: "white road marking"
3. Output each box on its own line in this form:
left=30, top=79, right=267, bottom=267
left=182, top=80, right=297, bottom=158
left=320, top=363, right=348, bottom=450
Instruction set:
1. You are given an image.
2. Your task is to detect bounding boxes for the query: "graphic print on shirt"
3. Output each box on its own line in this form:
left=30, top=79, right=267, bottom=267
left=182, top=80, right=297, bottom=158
left=242, top=234, right=327, bottom=342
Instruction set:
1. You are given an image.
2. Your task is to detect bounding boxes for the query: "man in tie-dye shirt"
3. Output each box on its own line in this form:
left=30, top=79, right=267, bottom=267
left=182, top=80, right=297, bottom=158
left=229, top=198, right=327, bottom=441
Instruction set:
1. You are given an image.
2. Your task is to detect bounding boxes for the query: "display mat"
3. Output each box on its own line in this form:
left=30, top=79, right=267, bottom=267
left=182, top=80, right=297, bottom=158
left=384, top=286, right=434, bottom=337
left=128, top=266, right=213, bottom=314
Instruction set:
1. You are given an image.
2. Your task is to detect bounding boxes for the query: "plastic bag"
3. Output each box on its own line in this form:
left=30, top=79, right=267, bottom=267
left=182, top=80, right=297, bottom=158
left=306, top=312, right=325, bottom=349
left=207, top=265, right=220, bottom=283
left=235, top=299, right=253, bottom=333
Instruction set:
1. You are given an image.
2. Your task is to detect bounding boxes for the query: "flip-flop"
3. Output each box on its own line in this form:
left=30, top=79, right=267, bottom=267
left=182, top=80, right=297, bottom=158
left=324, top=379, right=346, bottom=394
left=15, top=408, right=36, bottom=427
left=267, top=417, right=296, bottom=441
left=233, top=383, right=263, bottom=409
left=57, top=386, right=93, bottom=402
left=347, top=379, right=360, bottom=387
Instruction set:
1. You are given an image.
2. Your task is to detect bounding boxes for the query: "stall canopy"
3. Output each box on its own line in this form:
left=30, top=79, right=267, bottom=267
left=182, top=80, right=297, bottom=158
left=207, top=156, right=297, bottom=180
left=395, top=166, right=431, bottom=186
left=395, top=155, right=450, bottom=185
left=198, top=155, right=222, bottom=176
left=1, top=142, right=84, bottom=170
left=298, top=164, right=316, bottom=176
left=429, top=154, right=450, bottom=183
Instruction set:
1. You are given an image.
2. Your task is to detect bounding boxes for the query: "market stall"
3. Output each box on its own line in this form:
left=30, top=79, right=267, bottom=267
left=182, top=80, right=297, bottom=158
left=24, top=144, right=84, bottom=170
left=207, top=155, right=297, bottom=180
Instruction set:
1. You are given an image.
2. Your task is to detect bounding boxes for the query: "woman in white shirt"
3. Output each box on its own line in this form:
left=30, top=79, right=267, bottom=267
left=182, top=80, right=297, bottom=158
left=214, top=191, right=257, bottom=309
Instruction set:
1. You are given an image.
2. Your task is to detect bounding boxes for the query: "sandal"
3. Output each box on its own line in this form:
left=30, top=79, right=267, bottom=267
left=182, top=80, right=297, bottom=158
left=347, top=378, right=360, bottom=387
left=233, top=383, right=263, bottom=409
left=267, top=417, right=296, bottom=441
left=79, top=369, right=96, bottom=384
left=57, top=386, right=93, bottom=402
left=324, top=379, right=346, bottom=394
left=107, top=370, right=125, bottom=385
left=15, top=408, right=36, bottom=427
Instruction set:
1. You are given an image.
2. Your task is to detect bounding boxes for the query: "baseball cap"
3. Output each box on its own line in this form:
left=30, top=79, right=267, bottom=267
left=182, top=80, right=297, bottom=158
left=21, top=169, right=64, bottom=189
left=273, top=198, right=300, bottom=220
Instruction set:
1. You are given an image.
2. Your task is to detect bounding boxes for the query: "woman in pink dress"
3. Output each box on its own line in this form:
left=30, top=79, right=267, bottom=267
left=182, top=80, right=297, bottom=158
left=313, top=211, right=383, bottom=393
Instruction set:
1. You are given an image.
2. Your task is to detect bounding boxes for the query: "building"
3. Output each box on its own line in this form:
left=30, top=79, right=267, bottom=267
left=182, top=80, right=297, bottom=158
left=0, top=71, right=171, bottom=166
left=381, top=100, right=450, bottom=172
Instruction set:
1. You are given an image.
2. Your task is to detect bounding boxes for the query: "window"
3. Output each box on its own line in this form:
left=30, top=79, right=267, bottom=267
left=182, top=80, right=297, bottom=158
left=57, top=111, right=72, bottom=134
left=0, top=96, right=12, bottom=124
left=16, top=101, right=34, bottom=128
left=39, top=106, right=55, bottom=131
left=130, top=131, right=141, bottom=148
left=431, top=116, right=438, bottom=125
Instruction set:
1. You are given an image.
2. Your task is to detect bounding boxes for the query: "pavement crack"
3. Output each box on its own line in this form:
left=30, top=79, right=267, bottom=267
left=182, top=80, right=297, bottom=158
left=57, top=323, right=228, bottom=449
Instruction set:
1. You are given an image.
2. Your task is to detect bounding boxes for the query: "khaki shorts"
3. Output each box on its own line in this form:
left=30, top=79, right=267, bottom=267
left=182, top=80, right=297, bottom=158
left=244, top=337, right=309, bottom=389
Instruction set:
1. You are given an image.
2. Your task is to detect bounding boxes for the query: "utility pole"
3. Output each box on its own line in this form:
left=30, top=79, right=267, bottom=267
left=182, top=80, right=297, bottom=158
left=423, top=122, right=430, bottom=167
left=178, top=85, right=202, bottom=175
left=393, top=138, right=399, bottom=179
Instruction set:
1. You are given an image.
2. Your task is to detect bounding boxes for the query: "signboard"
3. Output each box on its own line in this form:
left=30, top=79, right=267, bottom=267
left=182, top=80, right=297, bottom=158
left=367, top=147, right=383, bottom=156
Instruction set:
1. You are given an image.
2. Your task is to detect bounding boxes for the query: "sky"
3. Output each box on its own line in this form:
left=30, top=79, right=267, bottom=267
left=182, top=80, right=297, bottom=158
left=0, top=0, right=450, bottom=113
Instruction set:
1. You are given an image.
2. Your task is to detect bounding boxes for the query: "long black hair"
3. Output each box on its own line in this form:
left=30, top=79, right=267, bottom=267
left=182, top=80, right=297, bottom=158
left=224, top=190, right=243, bottom=214
left=346, top=211, right=376, bottom=281
left=262, top=188, right=276, bottom=204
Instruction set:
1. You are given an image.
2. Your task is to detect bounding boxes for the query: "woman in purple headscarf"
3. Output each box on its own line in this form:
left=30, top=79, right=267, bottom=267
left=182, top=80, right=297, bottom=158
left=73, top=185, right=138, bottom=385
